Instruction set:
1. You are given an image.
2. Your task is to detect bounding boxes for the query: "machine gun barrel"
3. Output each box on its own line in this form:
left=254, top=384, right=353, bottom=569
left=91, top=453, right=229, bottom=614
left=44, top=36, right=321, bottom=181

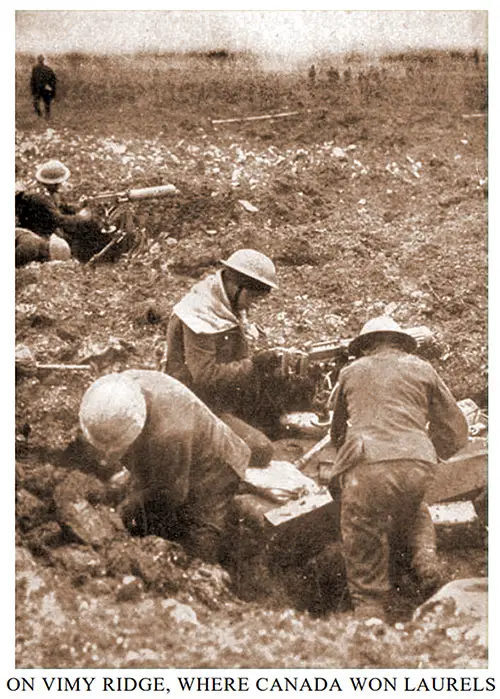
left=127, top=184, right=178, bottom=200
left=87, top=183, right=178, bottom=204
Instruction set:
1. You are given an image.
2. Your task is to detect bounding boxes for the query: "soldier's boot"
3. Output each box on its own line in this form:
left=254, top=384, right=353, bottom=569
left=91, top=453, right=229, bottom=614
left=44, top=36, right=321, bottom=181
left=351, top=592, right=387, bottom=622
left=182, top=524, right=222, bottom=565
left=409, top=502, right=443, bottom=597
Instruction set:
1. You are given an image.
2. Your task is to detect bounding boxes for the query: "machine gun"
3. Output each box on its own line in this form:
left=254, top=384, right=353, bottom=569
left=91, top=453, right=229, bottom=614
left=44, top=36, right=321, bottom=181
left=84, top=184, right=179, bottom=264
left=272, top=325, right=439, bottom=417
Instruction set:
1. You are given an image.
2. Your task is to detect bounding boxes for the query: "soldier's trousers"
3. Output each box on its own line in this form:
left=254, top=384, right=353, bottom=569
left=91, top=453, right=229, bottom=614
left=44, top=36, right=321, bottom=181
left=340, top=458, right=435, bottom=616
left=33, top=90, right=53, bottom=118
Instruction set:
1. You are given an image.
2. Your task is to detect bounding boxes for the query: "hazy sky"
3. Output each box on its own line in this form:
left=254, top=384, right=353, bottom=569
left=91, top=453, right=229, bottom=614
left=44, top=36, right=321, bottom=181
left=15, top=10, right=487, bottom=58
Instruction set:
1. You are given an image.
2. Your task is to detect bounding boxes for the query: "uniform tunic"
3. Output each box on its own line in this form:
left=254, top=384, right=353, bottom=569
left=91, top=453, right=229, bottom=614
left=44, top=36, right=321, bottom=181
left=166, top=272, right=273, bottom=460
left=118, top=370, right=252, bottom=561
left=15, top=190, right=112, bottom=263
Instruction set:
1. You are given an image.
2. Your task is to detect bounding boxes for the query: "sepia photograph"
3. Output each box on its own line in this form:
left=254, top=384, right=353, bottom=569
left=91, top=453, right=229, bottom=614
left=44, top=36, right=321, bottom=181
left=13, top=8, right=489, bottom=679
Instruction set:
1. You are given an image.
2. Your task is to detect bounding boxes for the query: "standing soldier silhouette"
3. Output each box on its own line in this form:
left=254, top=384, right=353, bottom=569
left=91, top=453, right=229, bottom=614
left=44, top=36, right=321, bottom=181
left=31, top=55, right=57, bottom=120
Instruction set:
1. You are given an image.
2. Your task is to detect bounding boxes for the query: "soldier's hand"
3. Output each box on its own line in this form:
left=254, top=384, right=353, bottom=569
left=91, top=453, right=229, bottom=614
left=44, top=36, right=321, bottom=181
left=279, top=348, right=309, bottom=377
left=78, top=207, right=92, bottom=221
left=252, top=349, right=282, bottom=373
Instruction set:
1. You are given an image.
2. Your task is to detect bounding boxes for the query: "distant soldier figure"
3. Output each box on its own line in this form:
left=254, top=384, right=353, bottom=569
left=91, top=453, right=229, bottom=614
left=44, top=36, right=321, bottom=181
left=357, top=70, right=368, bottom=101
left=31, top=55, right=57, bottom=120
left=326, top=67, right=340, bottom=104
left=308, top=64, right=317, bottom=85
left=327, top=66, right=340, bottom=85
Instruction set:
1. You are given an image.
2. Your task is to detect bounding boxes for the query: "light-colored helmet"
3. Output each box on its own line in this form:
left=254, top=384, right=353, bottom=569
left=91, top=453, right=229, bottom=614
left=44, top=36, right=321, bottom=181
left=220, top=249, right=278, bottom=289
left=35, top=160, right=70, bottom=185
left=49, top=234, right=71, bottom=261
left=79, top=373, right=147, bottom=456
left=15, top=180, right=26, bottom=195
left=348, top=316, right=418, bottom=357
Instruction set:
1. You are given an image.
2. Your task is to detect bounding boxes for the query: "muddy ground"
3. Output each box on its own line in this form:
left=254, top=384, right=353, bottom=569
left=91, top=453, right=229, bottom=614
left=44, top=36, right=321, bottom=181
left=14, top=58, right=488, bottom=669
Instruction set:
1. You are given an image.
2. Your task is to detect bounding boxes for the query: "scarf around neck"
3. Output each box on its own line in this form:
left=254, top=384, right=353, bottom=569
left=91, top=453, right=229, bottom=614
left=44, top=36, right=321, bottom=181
left=173, top=271, right=241, bottom=335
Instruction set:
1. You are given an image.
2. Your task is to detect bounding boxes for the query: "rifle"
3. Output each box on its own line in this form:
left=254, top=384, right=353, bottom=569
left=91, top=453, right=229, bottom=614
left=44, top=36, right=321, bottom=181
left=15, top=344, right=91, bottom=375
left=84, top=184, right=179, bottom=265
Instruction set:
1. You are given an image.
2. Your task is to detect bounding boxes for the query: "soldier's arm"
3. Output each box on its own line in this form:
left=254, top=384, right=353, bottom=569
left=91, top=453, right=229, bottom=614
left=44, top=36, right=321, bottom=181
left=182, top=325, right=253, bottom=394
left=30, top=68, right=37, bottom=95
left=428, top=373, right=469, bottom=460
left=329, top=376, right=349, bottom=449
left=59, top=202, right=79, bottom=215
left=17, top=192, right=63, bottom=235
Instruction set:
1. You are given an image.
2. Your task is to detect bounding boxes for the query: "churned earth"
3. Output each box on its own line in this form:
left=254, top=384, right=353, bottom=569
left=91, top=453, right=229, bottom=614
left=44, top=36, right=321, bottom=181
left=14, top=89, right=487, bottom=668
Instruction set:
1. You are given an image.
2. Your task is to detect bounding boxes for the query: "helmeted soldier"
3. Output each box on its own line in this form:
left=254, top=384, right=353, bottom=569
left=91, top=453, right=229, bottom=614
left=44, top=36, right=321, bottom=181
left=165, top=249, right=294, bottom=458
left=15, top=161, right=113, bottom=263
left=329, top=316, right=469, bottom=621
left=75, top=371, right=286, bottom=563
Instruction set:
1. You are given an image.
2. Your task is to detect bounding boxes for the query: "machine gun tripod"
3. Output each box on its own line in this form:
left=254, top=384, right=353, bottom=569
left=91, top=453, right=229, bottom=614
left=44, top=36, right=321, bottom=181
left=83, top=184, right=178, bottom=264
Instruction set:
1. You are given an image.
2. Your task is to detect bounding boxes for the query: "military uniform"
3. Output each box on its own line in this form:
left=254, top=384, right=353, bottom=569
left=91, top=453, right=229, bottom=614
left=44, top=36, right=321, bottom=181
left=114, top=371, right=253, bottom=563
left=331, top=345, right=468, bottom=618
left=15, top=189, right=111, bottom=263
left=31, top=58, right=57, bottom=119
left=166, top=271, right=275, bottom=461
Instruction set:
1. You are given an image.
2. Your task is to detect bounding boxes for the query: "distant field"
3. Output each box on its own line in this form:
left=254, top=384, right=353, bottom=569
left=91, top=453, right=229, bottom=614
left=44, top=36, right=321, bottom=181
left=15, top=49, right=487, bottom=138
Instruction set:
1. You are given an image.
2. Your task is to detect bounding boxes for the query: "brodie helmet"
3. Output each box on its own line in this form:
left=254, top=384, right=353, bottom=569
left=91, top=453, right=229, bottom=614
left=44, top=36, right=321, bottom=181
left=220, top=249, right=278, bottom=290
left=79, top=373, right=147, bottom=456
left=349, top=316, right=418, bottom=357
left=35, top=160, right=70, bottom=185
